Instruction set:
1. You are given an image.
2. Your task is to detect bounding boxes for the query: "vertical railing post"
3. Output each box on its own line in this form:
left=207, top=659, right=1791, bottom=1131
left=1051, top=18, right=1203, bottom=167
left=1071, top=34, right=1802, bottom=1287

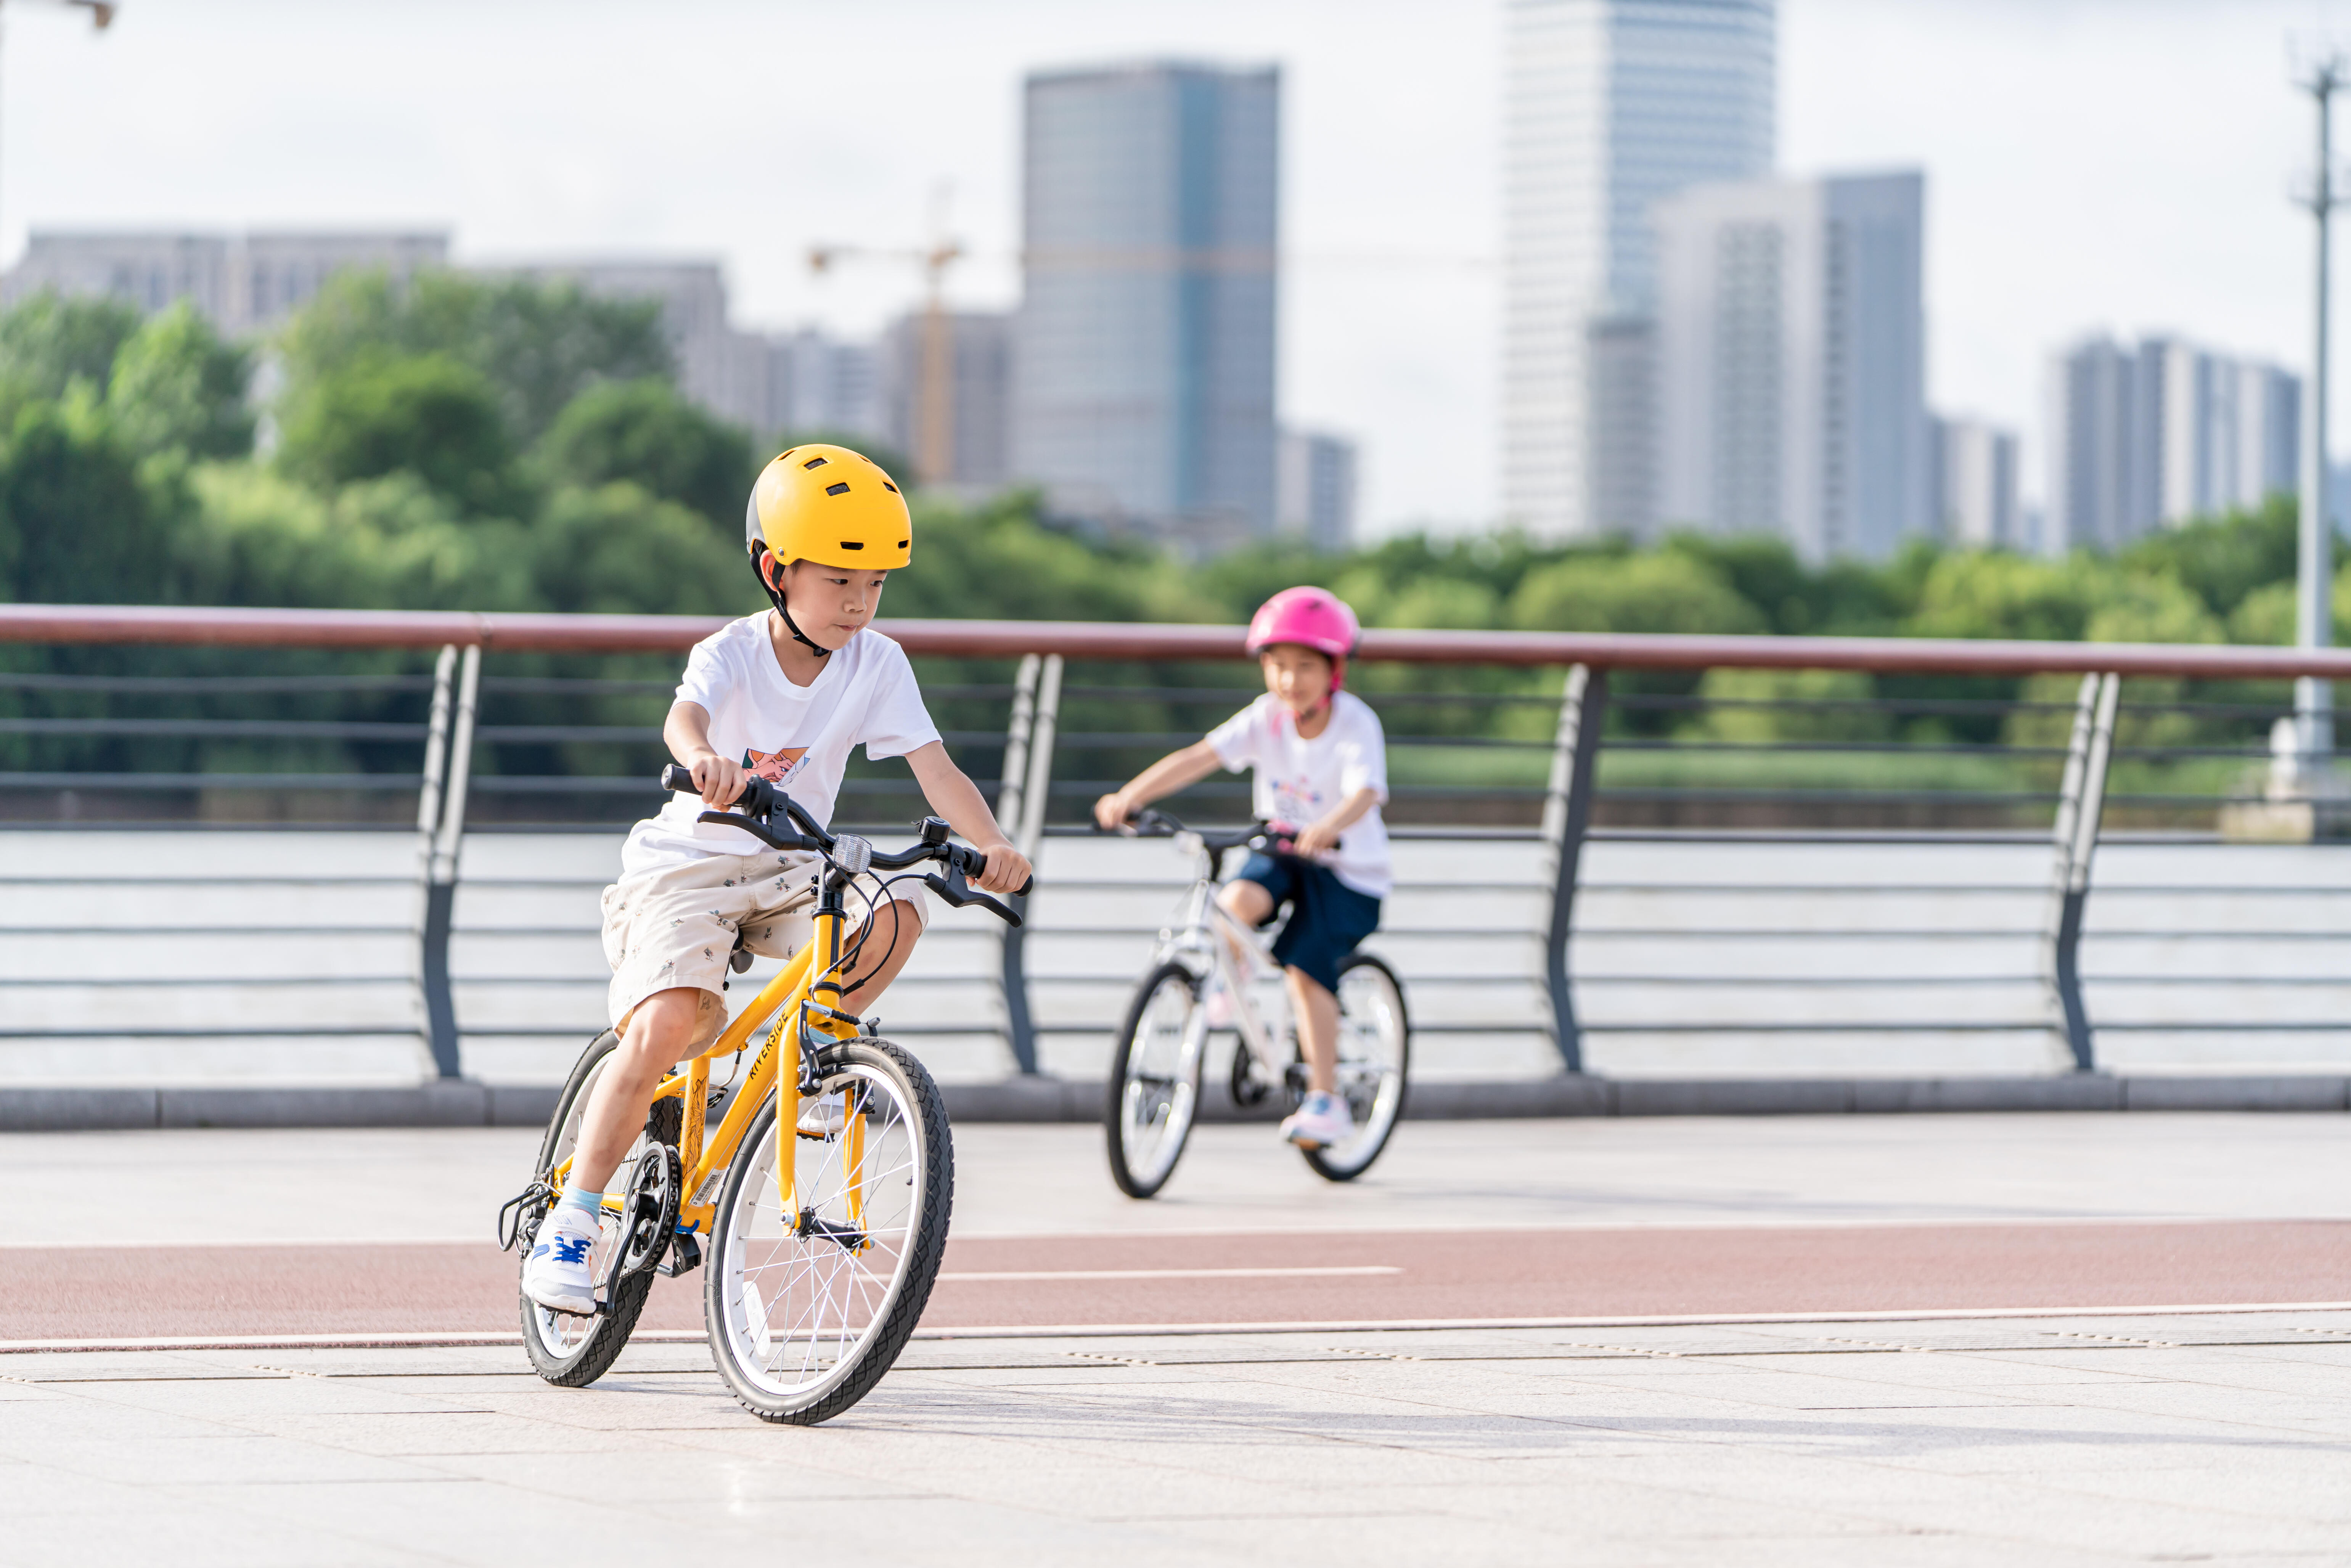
left=993, top=653, right=1062, bottom=1075
left=1540, top=664, right=1605, bottom=1073
left=994, top=655, right=1043, bottom=1075
left=414, top=646, right=457, bottom=1076
left=2045, top=671, right=2119, bottom=1073
left=420, top=644, right=481, bottom=1080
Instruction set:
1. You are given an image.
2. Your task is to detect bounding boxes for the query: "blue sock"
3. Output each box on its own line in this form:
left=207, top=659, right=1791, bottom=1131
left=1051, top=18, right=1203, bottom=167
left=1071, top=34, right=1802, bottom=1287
left=558, top=1185, right=605, bottom=1223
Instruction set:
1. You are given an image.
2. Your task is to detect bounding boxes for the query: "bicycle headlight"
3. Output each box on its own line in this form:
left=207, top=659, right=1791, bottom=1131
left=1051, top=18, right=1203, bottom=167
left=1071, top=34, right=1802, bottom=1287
left=832, top=834, right=873, bottom=877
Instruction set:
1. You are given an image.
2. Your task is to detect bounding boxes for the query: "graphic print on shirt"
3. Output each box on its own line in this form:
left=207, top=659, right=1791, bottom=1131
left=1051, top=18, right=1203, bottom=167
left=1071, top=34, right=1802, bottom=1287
left=742, top=746, right=810, bottom=785
left=1267, top=772, right=1323, bottom=832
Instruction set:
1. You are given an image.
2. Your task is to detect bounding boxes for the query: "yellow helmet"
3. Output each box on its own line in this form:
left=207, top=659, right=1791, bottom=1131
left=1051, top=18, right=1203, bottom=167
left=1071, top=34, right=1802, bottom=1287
left=744, top=443, right=912, bottom=575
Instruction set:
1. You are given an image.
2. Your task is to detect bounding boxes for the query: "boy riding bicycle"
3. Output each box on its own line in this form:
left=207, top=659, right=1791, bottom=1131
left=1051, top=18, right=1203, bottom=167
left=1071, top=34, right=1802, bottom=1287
left=524, top=444, right=1030, bottom=1314
left=1093, top=587, right=1389, bottom=1149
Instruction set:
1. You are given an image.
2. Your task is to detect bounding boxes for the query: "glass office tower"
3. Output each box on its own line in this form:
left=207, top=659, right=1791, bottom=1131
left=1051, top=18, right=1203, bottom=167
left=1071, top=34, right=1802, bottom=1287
left=1014, top=61, right=1280, bottom=546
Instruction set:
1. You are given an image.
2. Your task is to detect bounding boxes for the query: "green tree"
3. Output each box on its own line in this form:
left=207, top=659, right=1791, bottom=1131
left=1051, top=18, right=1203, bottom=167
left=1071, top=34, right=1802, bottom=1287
left=2116, top=495, right=2297, bottom=621
left=0, top=394, right=167, bottom=603
left=0, top=291, right=141, bottom=404
left=279, top=269, right=672, bottom=444
left=275, top=349, right=527, bottom=518
left=536, top=379, right=754, bottom=527
left=178, top=463, right=536, bottom=611
left=532, top=482, right=744, bottom=615
left=106, top=303, right=254, bottom=459
left=1507, top=551, right=1767, bottom=635
left=1906, top=551, right=2091, bottom=643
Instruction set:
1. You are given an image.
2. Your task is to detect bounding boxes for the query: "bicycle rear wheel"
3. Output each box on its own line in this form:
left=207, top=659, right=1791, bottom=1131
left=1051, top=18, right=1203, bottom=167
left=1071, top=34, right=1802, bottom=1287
left=704, top=1038, right=952, bottom=1425
left=519, top=1030, right=672, bottom=1386
left=1298, top=953, right=1410, bottom=1182
left=1105, top=961, right=1207, bottom=1199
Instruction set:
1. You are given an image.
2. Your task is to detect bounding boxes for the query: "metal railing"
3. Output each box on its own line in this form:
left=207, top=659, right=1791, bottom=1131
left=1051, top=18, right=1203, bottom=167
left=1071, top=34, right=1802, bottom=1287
left=6, top=604, right=2351, bottom=1089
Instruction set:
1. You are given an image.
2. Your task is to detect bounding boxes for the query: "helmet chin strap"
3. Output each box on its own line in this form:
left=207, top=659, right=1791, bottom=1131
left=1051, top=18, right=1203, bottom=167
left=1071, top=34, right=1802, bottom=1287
left=759, top=549, right=832, bottom=658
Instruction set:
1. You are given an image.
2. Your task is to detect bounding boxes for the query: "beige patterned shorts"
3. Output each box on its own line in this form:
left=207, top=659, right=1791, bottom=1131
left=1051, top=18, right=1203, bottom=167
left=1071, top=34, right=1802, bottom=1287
left=599, top=848, right=927, bottom=1047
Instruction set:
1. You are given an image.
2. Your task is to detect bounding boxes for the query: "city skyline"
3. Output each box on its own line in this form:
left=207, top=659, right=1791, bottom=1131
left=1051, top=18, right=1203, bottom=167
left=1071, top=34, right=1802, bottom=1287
left=8, top=0, right=2349, bottom=539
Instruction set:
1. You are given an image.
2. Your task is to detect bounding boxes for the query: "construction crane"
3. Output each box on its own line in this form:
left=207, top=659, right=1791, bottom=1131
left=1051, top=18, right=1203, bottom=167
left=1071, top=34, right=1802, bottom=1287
left=806, top=235, right=964, bottom=487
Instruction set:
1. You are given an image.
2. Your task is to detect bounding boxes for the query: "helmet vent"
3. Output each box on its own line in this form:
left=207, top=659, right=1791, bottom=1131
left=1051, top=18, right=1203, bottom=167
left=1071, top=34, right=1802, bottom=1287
left=802, top=456, right=829, bottom=470
left=882, top=481, right=899, bottom=493
left=839, top=540, right=865, bottom=550
left=824, top=482, right=851, bottom=496
left=897, top=539, right=909, bottom=548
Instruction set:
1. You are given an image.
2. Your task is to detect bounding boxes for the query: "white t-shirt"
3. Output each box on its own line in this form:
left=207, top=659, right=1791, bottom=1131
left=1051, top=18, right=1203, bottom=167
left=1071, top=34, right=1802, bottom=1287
left=621, top=617, right=940, bottom=875
left=1206, top=691, right=1392, bottom=898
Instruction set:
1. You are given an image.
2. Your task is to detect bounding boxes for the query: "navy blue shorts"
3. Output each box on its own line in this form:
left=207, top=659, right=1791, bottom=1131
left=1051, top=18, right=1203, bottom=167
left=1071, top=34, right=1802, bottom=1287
left=1233, top=852, right=1383, bottom=996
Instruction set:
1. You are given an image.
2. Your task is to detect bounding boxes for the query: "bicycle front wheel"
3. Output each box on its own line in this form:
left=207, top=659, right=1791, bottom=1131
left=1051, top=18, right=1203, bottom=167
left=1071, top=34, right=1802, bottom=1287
left=1105, top=960, right=1207, bottom=1199
left=1298, top=953, right=1410, bottom=1182
left=704, top=1039, right=952, bottom=1425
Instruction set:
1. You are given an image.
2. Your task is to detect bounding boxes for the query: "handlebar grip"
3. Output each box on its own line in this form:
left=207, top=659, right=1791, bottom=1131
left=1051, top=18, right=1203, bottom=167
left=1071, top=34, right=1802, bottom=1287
left=662, top=763, right=760, bottom=813
left=942, top=842, right=1034, bottom=898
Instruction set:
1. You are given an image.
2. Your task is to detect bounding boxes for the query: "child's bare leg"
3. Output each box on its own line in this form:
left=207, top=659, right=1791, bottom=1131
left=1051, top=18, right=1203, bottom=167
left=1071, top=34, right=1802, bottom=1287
left=575, top=987, right=704, bottom=1193
left=841, top=898, right=923, bottom=1013
left=1286, top=966, right=1340, bottom=1094
left=1215, top=879, right=1273, bottom=978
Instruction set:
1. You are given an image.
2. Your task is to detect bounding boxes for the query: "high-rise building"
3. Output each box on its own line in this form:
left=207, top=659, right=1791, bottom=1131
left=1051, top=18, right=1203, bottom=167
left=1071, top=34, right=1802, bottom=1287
left=767, top=328, right=884, bottom=445
left=1654, top=170, right=1930, bottom=562
left=2, top=229, right=448, bottom=333
left=1933, top=417, right=2019, bottom=549
left=1501, top=0, right=1776, bottom=540
left=2044, top=333, right=2300, bottom=554
left=1013, top=60, right=1279, bottom=547
left=880, top=310, right=1012, bottom=493
left=1277, top=428, right=1358, bottom=553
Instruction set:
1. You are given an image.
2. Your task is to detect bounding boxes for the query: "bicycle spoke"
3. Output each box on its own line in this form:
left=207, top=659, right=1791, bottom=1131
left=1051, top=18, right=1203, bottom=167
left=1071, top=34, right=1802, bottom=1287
left=717, top=1059, right=928, bottom=1403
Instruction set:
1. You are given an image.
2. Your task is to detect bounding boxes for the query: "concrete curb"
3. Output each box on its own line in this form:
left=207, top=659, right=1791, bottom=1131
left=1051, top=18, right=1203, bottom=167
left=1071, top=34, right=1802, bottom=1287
left=3, top=1074, right=2346, bottom=1131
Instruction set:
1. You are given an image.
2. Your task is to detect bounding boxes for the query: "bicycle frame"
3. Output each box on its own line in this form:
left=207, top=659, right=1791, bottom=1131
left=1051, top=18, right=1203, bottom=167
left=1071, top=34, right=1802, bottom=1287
left=1155, top=834, right=1291, bottom=1081
left=550, top=875, right=872, bottom=1240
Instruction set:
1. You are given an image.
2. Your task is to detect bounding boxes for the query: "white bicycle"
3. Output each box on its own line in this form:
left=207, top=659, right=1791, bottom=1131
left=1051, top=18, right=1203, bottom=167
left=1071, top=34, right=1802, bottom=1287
left=1101, top=808, right=1410, bottom=1199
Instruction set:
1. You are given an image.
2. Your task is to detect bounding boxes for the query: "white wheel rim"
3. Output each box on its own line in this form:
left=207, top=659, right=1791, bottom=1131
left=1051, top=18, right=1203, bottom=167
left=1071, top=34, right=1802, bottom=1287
left=716, top=1062, right=925, bottom=1403
left=1119, top=975, right=1203, bottom=1188
left=1315, top=966, right=1406, bottom=1171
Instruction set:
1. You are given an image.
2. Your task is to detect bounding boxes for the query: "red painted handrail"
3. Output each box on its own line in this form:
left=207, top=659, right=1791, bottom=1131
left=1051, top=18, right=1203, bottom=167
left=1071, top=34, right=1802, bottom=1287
left=4, top=601, right=2351, bottom=680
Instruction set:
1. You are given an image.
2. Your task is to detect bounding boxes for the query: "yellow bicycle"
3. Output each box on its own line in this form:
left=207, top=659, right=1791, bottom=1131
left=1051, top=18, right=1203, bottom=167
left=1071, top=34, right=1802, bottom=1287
left=497, top=765, right=1026, bottom=1424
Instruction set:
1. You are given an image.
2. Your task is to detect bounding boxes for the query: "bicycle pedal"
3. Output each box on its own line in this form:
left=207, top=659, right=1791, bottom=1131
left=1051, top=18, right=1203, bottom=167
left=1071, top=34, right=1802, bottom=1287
left=656, top=1231, right=703, bottom=1278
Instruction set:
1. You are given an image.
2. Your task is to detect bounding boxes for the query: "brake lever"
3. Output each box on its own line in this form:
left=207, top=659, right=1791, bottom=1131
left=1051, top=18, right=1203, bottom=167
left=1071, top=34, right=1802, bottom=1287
left=923, top=866, right=1024, bottom=928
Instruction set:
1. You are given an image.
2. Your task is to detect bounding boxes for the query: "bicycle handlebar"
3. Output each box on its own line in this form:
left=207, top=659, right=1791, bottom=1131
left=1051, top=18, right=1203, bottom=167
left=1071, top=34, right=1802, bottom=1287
left=1103, top=806, right=1291, bottom=857
left=659, top=764, right=1032, bottom=921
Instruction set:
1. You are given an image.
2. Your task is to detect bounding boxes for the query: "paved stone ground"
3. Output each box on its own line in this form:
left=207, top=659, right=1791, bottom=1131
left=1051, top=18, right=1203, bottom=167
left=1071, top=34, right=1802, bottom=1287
left=5, top=1313, right=2350, bottom=1566
left=7, top=1115, right=2349, bottom=1563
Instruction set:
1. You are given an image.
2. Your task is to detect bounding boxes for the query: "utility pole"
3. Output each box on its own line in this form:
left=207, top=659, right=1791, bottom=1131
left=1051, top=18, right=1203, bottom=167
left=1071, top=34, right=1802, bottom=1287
left=2295, top=47, right=2345, bottom=784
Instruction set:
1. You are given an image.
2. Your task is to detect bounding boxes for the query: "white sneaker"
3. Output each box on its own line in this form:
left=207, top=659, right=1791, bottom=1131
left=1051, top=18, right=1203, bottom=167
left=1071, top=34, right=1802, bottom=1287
left=523, top=1205, right=601, bottom=1314
left=1280, top=1091, right=1355, bottom=1149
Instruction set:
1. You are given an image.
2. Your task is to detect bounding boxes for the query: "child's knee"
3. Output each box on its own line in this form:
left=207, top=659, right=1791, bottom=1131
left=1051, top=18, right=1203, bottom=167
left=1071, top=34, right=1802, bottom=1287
left=624, top=988, right=711, bottom=1055
left=1219, top=880, right=1269, bottom=922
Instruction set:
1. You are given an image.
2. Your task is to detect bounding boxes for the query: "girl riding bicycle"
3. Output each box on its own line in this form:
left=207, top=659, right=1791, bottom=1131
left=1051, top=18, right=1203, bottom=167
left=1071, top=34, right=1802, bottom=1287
left=1093, top=587, right=1389, bottom=1149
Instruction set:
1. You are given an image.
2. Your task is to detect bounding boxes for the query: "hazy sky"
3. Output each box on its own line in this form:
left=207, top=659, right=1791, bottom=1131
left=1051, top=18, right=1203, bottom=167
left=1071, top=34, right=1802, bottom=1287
left=9, top=0, right=2349, bottom=532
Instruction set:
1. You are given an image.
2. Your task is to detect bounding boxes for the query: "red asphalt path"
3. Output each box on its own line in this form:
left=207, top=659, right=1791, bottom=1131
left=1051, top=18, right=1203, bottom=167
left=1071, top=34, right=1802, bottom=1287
left=6, top=1221, right=2349, bottom=1345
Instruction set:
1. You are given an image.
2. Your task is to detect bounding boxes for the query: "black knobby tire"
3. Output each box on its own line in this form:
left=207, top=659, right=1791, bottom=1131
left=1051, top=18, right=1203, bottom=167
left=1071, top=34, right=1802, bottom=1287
left=519, top=1029, right=675, bottom=1388
left=704, top=1039, right=954, bottom=1425
left=1299, top=952, right=1411, bottom=1184
left=1105, top=960, right=1205, bottom=1200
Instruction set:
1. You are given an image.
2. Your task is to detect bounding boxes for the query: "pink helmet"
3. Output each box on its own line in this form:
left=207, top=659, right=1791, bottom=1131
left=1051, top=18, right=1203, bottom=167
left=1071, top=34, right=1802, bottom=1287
left=1246, top=586, right=1361, bottom=687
